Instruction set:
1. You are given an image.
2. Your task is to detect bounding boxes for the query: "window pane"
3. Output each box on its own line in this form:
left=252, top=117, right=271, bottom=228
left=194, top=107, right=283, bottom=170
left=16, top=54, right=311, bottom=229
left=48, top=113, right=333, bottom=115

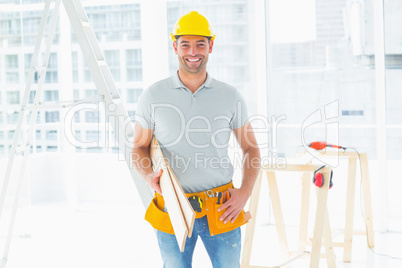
left=85, top=4, right=141, bottom=42
left=384, top=0, right=402, bottom=231
left=45, top=53, right=58, bottom=83
left=104, top=50, right=120, bottom=81
left=5, top=55, right=19, bottom=83
left=266, top=0, right=376, bottom=156
left=85, top=111, right=99, bottom=122
left=0, top=13, right=21, bottom=46
left=46, top=130, right=58, bottom=140
left=44, top=90, right=59, bottom=102
left=127, top=88, right=142, bottom=103
left=7, top=91, right=21, bottom=105
left=126, top=49, right=142, bottom=65
left=45, top=111, right=60, bottom=123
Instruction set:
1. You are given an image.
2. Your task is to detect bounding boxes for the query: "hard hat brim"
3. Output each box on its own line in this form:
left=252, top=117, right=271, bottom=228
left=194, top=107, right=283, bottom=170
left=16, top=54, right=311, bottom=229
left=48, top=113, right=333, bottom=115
left=171, top=34, right=215, bottom=42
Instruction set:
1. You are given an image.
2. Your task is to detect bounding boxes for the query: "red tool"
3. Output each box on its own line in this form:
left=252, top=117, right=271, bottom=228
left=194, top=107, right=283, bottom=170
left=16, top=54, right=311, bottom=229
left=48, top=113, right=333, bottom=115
left=224, top=191, right=231, bottom=203
left=217, top=191, right=231, bottom=204
left=308, top=141, right=345, bottom=150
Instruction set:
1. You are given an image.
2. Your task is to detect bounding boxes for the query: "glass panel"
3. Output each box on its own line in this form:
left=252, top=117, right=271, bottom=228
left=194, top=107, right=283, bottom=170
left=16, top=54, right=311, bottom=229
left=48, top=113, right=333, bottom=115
left=72, top=52, right=78, bottom=82
left=46, top=146, right=58, bottom=152
left=46, top=130, right=58, bottom=140
left=22, top=10, right=42, bottom=45
left=127, top=88, right=142, bottom=103
left=384, top=0, right=402, bottom=231
left=267, top=0, right=376, bottom=158
left=126, top=49, right=142, bottom=65
left=5, top=54, right=19, bottom=83
left=0, top=12, right=21, bottom=47
left=104, top=50, right=120, bottom=81
left=44, top=90, right=59, bottom=102
left=84, top=4, right=141, bottom=42
left=45, top=111, right=60, bottom=123
left=7, top=91, right=20, bottom=105
left=85, top=111, right=99, bottom=122
left=45, top=53, right=58, bottom=83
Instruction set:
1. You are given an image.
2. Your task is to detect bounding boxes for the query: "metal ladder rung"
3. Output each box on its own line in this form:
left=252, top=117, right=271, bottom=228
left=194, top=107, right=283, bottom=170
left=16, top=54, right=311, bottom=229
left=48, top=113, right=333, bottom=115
left=97, top=60, right=107, bottom=66
left=15, top=144, right=31, bottom=154
left=35, top=66, right=46, bottom=72
left=111, top=98, right=123, bottom=105
left=81, top=21, right=91, bottom=28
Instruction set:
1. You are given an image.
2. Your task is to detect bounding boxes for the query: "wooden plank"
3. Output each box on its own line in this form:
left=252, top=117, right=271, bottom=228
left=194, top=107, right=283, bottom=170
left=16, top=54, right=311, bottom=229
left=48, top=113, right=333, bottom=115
left=360, top=153, right=375, bottom=248
left=149, top=138, right=188, bottom=252
left=267, top=171, right=290, bottom=258
left=299, top=172, right=311, bottom=251
left=309, top=168, right=331, bottom=268
left=241, top=168, right=263, bottom=266
left=241, top=265, right=278, bottom=268
left=317, top=151, right=359, bottom=157
left=166, top=165, right=195, bottom=238
left=322, top=208, right=336, bottom=268
left=262, top=164, right=324, bottom=172
left=343, top=156, right=357, bottom=262
left=333, top=242, right=347, bottom=247
left=303, top=150, right=375, bottom=255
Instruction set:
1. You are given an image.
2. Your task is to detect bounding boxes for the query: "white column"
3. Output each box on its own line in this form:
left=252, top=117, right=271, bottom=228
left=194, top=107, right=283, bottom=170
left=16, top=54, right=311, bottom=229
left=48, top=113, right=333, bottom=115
left=373, top=0, right=388, bottom=232
left=250, top=0, right=269, bottom=158
left=140, top=0, right=169, bottom=89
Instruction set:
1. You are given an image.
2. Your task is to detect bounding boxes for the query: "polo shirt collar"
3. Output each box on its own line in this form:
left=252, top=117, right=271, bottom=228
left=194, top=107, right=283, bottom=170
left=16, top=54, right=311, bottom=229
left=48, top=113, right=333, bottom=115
left=170, top=71, right=214, bottom=89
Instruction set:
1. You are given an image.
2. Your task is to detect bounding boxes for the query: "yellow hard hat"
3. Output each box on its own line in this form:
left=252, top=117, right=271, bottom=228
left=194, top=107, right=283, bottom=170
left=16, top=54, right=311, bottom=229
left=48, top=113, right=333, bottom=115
left=170, top=11, right=215, bottom=41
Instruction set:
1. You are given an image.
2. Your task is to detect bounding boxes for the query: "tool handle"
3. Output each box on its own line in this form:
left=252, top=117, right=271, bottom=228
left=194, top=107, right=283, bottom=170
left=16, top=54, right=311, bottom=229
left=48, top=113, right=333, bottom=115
left=217, top=192, right=222, bottom=204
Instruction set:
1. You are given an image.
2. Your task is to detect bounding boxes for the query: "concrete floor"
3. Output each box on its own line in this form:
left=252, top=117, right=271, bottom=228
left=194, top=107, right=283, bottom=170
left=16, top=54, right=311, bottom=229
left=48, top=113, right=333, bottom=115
left=2, top=202, right=402, bottom=268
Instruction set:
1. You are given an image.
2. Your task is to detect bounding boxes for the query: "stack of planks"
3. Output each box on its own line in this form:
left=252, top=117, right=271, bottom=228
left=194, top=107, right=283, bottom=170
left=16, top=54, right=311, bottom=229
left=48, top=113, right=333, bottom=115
left=149, top=137, right=196, bottom=252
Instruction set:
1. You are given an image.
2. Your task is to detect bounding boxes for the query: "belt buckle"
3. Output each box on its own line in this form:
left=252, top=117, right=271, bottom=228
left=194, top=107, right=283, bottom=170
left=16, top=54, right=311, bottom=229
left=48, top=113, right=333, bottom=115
left=206, top=190, right=215, bottom=198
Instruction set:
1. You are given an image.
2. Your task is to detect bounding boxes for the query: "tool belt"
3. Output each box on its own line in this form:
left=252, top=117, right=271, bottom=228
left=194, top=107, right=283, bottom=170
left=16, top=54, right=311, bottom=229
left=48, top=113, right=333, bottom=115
left=144, top=181, right=249, bottom=236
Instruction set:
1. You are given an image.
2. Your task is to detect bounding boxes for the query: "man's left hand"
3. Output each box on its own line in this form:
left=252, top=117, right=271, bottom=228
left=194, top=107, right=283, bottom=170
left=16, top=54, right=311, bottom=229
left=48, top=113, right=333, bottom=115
left=217, top=188, right=249, bottom=224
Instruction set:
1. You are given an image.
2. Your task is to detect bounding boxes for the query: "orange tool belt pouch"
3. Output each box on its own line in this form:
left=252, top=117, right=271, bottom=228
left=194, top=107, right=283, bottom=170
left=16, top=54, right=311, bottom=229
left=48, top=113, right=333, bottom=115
left=144, top=192, right=174, bottom=235
left=144, top=181, right=251, bottom=236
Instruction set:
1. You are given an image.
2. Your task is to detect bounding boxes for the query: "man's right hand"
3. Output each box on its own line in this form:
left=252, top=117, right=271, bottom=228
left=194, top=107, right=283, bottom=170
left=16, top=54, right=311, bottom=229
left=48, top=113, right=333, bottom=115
left=146, top=169, right=163, bottom=196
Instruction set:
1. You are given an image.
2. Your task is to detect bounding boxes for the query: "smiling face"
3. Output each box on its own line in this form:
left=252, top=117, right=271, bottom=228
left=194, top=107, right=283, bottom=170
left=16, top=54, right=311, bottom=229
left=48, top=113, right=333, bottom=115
left=173, top=35, right=214, bottom=75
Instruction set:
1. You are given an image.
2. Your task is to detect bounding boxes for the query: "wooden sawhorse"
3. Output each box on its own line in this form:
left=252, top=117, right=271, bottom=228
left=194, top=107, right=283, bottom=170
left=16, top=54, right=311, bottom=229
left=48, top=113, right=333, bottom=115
left=304, top=151, right=375, bottom=262
left=241, top=164, right=336, bottom=268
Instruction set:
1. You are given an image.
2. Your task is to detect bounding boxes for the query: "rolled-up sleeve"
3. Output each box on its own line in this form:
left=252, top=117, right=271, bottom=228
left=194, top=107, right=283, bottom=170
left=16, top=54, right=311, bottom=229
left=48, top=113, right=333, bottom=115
left=135, top=90, right=155, bottom=130
left=230, top=90, right=249, bottom=129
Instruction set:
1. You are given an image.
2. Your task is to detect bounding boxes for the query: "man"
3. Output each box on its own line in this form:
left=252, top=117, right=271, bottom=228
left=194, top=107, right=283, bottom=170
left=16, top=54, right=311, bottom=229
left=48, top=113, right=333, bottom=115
left=132, top=11, right=260, bottom=268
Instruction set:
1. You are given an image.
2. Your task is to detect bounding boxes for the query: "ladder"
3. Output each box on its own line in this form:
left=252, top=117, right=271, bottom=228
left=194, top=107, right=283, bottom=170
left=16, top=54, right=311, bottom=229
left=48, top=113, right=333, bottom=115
left=0, top=0, right=153, bottom=266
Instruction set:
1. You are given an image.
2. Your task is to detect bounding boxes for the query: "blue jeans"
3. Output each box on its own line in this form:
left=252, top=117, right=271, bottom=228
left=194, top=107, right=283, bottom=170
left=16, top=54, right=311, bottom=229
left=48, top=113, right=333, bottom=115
left=157, top=216, right=241, bottom=268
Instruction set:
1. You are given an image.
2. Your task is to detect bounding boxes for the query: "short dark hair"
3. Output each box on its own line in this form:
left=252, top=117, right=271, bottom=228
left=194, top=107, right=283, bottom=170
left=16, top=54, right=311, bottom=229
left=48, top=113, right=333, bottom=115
left=175, top=35, right=212, bottom=42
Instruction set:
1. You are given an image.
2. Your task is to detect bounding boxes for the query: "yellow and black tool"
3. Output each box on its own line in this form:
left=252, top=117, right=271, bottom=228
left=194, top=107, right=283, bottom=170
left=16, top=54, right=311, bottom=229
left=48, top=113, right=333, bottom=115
left=188, top=196, right=203, bottom=213
left=217, top=192, right=223, bottom=204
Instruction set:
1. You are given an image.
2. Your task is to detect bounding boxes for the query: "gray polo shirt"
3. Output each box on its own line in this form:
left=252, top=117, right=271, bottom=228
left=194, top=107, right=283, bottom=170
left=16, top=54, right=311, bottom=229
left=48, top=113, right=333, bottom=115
left=135, top=72, right=248, bottom=193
